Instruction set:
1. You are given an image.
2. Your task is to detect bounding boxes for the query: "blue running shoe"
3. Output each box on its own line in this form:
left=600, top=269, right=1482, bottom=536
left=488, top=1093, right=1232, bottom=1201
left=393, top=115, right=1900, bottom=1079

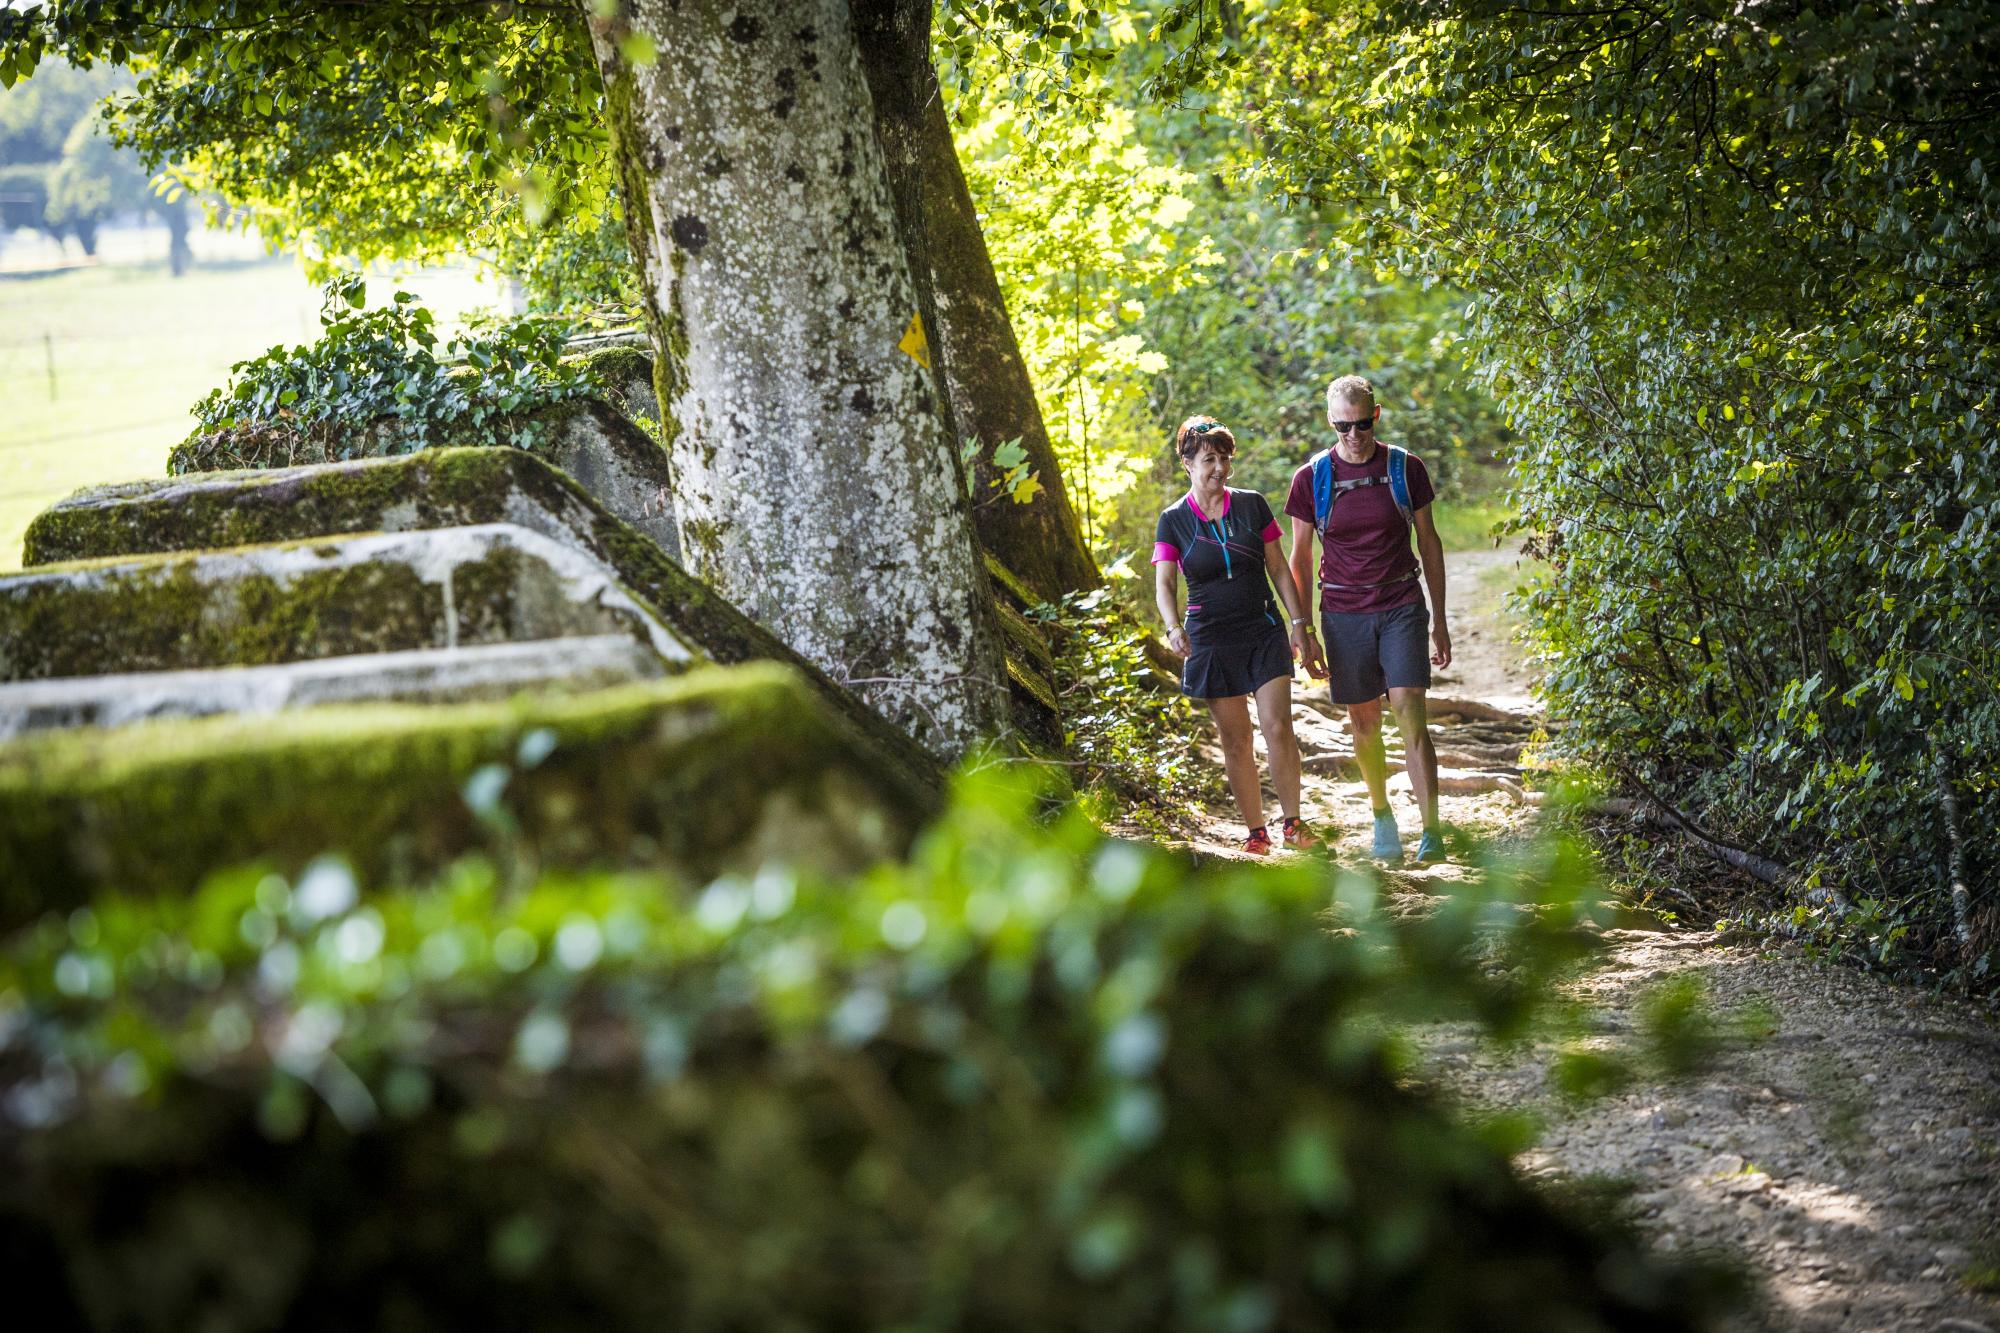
left=1415, top=828, right=1447, bottom=864
left=1370, top=810, right=1402, bottom=861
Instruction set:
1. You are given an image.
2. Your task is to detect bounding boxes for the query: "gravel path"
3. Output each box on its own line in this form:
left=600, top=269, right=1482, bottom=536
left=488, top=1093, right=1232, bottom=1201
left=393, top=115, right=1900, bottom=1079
left=1175, top=547, right=2000, bottom=1330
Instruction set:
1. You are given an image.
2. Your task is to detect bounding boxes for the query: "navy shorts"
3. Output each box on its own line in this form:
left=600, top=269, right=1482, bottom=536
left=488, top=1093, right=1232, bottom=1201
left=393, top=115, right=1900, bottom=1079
left=1181, top=624, right=1294, bottom=701
left=1321, top=600, right=1431, bottom=704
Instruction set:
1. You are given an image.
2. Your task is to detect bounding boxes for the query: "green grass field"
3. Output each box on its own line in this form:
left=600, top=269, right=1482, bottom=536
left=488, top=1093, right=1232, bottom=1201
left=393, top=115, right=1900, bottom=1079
left=1430, top=491, right=1516, bottom=552
left=0, top=249, right=497, bottom=572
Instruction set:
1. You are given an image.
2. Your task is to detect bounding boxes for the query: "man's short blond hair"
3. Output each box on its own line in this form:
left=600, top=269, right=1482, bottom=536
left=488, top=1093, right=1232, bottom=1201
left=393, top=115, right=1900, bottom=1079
left=1326, top=375, right=1376, bottom=423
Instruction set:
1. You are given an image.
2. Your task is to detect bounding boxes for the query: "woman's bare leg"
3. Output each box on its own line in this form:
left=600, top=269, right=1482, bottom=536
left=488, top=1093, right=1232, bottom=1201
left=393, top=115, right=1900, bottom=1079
left=1207, top=695, right=1264, bottom=831
left=1253, top=673, right=1302, bottom=821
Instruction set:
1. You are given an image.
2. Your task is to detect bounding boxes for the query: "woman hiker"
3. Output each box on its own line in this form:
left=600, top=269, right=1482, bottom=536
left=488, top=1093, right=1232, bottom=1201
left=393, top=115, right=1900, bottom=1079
left=1153, top=416, right=1326, bottom=855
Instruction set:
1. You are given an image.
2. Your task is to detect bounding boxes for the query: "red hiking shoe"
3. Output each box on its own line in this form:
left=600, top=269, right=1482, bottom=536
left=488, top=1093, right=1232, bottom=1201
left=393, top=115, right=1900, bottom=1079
left=1280, top=816, right=1319, bottom=851
left=1242, top=827, right=1273, bottom=856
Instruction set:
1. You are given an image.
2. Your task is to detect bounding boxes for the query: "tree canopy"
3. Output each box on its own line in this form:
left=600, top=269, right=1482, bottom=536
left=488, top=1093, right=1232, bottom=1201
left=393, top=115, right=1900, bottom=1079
left=1, top=1, right=624, bottom=300
left=1248, top=0, right=1999, bottom=975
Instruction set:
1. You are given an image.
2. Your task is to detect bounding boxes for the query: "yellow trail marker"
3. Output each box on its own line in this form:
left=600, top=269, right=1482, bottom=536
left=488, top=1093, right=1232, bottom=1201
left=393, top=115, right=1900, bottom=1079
left=897, top=311, right=931, bottom=369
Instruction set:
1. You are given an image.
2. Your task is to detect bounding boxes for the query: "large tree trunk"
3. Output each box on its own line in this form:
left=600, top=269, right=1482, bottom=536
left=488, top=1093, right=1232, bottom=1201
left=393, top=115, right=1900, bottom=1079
left=851, top=0, right=1101, bottom=604
left=589, top=0, right=1009, bottom=758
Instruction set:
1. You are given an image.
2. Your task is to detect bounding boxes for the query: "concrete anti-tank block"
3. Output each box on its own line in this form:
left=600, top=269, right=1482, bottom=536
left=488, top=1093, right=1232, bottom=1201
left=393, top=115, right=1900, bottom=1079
left=0, top=663, right=939, bottom=925
left=536, top=399, right=680, bottom=560
left=0, top=523, right=698, bottom=682
left=21, top=449, right=940, bottom=783
left=0, top=635, right=667, bottom=739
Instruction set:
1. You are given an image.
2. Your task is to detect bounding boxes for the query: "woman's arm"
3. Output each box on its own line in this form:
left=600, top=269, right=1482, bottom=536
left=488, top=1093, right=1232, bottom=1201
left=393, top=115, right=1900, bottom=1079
left=1266, top=537, right=1325, bottom=678
left=1154, top=557, right=1190, bottom=659
left=1264, top=538, right=1309, bottom=623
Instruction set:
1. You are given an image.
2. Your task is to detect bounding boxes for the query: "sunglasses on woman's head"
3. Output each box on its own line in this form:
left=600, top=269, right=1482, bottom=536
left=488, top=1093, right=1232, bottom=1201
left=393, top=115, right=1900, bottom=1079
left=1331, top=417, right=1375, bottom=433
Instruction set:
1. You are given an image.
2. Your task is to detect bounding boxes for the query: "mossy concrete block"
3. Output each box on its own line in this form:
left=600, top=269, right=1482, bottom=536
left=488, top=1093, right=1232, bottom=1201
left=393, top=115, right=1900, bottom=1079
left=0, top=635, right=666, bottom=739
left=0, top=663, right=936, bottom=925
left=23, top=448, right=939, bottom=780
left=536, top=399, right=679, bottom=561
left=159, top=398, right=679, bottom=561
left=566, top=342, right=658, bottom=424
left=0, top=523, right=697, bottom=682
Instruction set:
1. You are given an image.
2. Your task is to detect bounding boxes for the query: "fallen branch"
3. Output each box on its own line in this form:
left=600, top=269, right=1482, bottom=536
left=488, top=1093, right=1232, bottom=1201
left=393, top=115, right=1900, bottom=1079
left=1604, top=770, right=1793, bottom=887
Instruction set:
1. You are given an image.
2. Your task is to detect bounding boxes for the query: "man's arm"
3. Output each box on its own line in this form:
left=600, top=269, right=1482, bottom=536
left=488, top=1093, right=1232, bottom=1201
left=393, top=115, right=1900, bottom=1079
left=1287, top=515, right=1317, bottom=621
left=1412, top=505, right=1452, bottom=669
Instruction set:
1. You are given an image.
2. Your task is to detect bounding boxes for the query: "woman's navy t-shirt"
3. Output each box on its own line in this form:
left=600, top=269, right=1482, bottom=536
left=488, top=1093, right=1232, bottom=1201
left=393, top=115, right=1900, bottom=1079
left=1153, top=488, right=1283, bottom=646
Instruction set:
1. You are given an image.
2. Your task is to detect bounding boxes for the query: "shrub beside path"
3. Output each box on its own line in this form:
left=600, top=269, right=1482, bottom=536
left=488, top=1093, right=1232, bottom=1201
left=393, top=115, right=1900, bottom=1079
left=1181, top=548, right=2000, bottom=1332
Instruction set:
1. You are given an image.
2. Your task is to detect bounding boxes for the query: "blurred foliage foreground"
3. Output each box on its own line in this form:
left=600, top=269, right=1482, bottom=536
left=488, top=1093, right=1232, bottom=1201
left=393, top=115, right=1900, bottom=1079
left=0, top=767, right=1737, bottom=1332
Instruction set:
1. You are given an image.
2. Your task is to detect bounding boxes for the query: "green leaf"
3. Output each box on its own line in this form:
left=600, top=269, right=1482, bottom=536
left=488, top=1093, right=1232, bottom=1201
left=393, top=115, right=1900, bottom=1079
left=617, top=31, right=659, bottom=68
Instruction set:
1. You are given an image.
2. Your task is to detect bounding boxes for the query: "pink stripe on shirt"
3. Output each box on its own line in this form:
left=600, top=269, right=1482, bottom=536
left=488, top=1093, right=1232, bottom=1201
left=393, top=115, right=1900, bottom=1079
left=1259, top=520, right=1281, bottom=543
left=1185, top=489, right=1232, bottom=522
left=1152, top=541, right=1181, bottom=565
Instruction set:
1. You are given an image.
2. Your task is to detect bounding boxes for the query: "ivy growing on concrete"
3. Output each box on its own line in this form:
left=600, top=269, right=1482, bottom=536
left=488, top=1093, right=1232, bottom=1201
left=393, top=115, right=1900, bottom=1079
left=171, top=276, right=590, bottom=472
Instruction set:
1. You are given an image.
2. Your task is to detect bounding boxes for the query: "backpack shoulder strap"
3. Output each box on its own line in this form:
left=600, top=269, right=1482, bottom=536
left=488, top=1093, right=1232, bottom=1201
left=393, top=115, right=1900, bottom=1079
left=1386, top=446, right=1414, bottom=527
left=1309, top=449, right=1335, bottom=530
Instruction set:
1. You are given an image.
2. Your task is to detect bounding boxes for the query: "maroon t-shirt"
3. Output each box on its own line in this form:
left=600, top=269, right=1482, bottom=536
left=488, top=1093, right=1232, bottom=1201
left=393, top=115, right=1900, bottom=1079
left=1283, top=445, right=1435, bottom=614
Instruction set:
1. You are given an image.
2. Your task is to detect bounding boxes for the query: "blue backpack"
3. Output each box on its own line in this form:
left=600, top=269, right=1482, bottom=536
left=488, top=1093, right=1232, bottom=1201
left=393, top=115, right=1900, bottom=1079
left=1309, top=444, right=1414, bottom=534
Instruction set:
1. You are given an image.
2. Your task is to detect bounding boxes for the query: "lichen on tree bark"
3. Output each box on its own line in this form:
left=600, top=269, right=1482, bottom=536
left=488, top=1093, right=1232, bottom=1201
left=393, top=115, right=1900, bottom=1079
left=590, top=0, right=1009, bottom=757
left=851, top=0, right=1100, bottom=605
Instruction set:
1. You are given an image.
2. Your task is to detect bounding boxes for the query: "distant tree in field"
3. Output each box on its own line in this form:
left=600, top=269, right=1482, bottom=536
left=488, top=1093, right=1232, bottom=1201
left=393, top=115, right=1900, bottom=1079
left=0, top=56, right=191, bottom=265
left=45, top=111, right=191, bottom=270
left=0, top=160, right=53, bottom=238
left=0, top=57, right=121, bottom=165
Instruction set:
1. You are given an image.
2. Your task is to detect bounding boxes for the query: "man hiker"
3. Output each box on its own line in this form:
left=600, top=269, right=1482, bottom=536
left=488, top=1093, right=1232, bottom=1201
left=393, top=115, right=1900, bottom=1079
left=1285, top=374, right=1453, bottom=863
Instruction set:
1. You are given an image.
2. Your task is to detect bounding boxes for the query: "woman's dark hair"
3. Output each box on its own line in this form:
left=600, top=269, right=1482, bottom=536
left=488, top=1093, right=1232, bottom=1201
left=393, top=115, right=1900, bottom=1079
left=1175, top=416, right=1237, bottom=461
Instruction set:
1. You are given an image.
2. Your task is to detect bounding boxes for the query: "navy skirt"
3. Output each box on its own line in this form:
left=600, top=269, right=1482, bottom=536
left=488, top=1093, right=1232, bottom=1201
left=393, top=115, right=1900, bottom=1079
left=1181, top=623, right=1294, bottom=700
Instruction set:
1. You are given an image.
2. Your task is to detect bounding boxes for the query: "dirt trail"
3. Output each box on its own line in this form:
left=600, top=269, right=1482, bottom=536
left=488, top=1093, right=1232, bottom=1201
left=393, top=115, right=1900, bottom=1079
left=1181, top=548, right=2000, bottom=1332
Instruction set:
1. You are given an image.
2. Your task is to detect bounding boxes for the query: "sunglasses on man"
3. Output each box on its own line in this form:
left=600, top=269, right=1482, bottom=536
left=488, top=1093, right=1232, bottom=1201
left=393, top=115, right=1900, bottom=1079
left=1331, top=416, right=1376, bottom=434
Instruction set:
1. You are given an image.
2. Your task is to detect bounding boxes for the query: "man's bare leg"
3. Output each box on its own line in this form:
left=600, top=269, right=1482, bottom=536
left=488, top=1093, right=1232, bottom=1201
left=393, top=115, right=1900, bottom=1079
left=1387, top=688, right=1438, bottom=828
left=1347, top=697, right=1391, bottom=811
left=1348, top=696, right=1405, bottom=858
left=1388, top=685, right=1443, bottom=858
